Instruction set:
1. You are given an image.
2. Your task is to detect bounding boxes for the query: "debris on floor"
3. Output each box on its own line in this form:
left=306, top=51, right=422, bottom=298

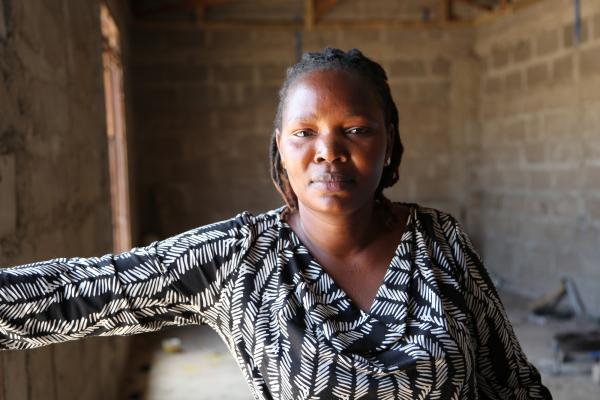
left=161, top=337, right=183, bottom=353
left=592, top=362, right=600, bottom=385
left=529, top=277, right=587, bottom=323
left=526, top=279, right=600, bottom=385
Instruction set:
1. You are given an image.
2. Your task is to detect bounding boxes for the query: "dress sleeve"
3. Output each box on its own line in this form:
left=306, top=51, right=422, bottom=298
left=449, top=217, right=552, bottom=400
left=0, top=211, right=254, bottom=350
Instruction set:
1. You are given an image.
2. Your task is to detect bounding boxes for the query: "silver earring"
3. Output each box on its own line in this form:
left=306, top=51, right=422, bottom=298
left=384, top=157, right=391, bottom=166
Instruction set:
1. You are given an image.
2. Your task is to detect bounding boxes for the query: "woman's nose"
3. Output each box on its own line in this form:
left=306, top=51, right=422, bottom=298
left=314, top=131, right=349, bottom=164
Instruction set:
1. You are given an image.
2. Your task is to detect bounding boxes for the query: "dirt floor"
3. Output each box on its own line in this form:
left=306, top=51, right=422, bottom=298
left=122, top=290, right=600, bottom=399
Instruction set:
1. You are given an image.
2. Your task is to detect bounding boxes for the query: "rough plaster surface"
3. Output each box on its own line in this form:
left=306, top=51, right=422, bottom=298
left=0, top=1, right=131, bottom=399
left=474, top=0, right=600, bottom=316
left=0, top=154, right=16, bottom=239
left=0, top=1, right=6, bottom=40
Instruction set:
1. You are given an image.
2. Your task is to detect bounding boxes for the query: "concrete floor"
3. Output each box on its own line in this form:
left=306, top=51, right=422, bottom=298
left=122, top=290, right=600, bottom=400
left=123, top=325, right=251, bottom=400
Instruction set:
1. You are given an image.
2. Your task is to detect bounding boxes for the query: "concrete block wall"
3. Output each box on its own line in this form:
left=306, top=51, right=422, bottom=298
left=473, top=0, right=600, bottom=314
left=131, top=23, right=477, bottom=237
left=131, top=0, right=600, bottom=318
left=0, top=0, right=133, bottom=399
left=131, top=28, right=295, bottom=237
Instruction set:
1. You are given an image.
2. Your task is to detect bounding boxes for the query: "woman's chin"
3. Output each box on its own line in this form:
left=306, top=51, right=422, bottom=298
left=300, top=193, right=371, bottom=216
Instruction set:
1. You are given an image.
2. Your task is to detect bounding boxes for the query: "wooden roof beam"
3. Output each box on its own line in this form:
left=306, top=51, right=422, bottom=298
left=133, top=0, right=545, bottom=31
left=315, top=0, right=339, bottom=20
left=474, top=0, right=543, bottom=25
left=454, top=0, right=494, bottom=12
left=305, top=0, right=316, bottom=30
left=134, top=17, right=474, bottom=31
left=438, top=0, right=451, bottom=23
left=133, top=0, right=230, bottom=18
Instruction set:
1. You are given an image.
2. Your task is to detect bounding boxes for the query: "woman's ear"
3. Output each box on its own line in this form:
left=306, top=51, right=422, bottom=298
left=385, top=124, right=394, bottom=161
left=275, top=129, right=285, bottom=168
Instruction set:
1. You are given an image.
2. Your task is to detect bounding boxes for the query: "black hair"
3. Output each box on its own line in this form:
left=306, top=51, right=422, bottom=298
left=269, top=47, right=403, bottom=218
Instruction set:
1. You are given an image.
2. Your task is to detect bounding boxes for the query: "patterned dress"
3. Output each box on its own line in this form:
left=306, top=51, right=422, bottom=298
left=0, top=202, right=552, bottom=399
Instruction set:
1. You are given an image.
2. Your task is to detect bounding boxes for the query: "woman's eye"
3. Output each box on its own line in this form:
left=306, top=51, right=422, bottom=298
left=292, top=130, right=311, bottom=137
left=347, top=127, right=368, bottom=135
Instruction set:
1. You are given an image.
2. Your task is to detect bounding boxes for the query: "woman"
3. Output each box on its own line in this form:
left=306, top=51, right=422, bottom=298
left=0, top=48, right=551, bottom=399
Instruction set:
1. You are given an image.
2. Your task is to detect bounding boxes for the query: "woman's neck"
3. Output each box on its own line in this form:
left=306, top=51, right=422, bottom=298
left=290, top=201, right=382, bottom=258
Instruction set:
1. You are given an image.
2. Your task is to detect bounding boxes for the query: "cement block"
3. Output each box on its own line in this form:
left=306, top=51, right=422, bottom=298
left=536, top=29, right=559, bottom=56
left=552, top=54, right=574, bottom=84
left=413, top=81, right=449, bottom=105
left=132, top=64, right=208, bottom=85
left=523, top=144, right=546, bottom=164
left=483, top=76, right=503, bottom=95
left=512, top=40, right=531, bottom=64
left=491, top=44, right=510, bottom=69
left=256, top=63, right=287, bottom=86
left=584, top=165, right=600, bottom=188
left=580, top=45, right=600, bottom=78
left=564, top=19, right=590, bottom=48
left=338, top=29, right=382, bottom=49
left=585, top=197, right=600, bottom=220
left=0, top=154, right=16, bottom=239
left=389, top=59, right=426, bottom=78
left=216, top=107, right=255, bottom=132
left=211, top=64, right=254, bottom=84
left=431, top=57, right=450, bottom=77
left=505, top=70, right=523, bottom=92
left=389, top=82, right=413, bottom=104
left=503, top=119, right=527, bottom=142
left=526, top=62, right=549, bottom=88
left=0, top=0, right=6, bottom=39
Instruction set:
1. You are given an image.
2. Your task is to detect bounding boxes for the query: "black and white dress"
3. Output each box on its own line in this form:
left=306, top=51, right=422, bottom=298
left=0, top=202, right=552, bottom=399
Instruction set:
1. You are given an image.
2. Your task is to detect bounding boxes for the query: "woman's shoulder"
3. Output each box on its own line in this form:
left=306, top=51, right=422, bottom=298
left=391, top=201, right=471, bottom=250
left=236, top=206, right=288, bottom=235
left=194, top=206, right=285, bottom=235
left=151, top=207, right=286, bottom=250
left=393, top=201, right=462, bottom=227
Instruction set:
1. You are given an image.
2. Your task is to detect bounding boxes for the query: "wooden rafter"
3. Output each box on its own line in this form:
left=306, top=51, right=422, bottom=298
left=135, top=17, right=473, bottom=31
left=306, top=0, right=340, bottom=30
left=315, top=0, right=338, bottom=20
left=305, top=0, right=316, bottom=30
left=132, top=0, right=230, bottom=18
left=132, top=0, right=546, bottom=31
left=454, top=0, right=494, bottom=12
left=474, top=0, right=543, bottom=25
left=438, top=0, right=451, bottom=23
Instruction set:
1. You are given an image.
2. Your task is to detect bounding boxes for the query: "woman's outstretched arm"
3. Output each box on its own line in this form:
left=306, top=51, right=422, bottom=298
left=0, top=212, right=253, bottom=350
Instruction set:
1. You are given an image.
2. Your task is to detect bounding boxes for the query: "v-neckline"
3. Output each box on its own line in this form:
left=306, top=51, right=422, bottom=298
left=278, top=202, right=415, bottom=316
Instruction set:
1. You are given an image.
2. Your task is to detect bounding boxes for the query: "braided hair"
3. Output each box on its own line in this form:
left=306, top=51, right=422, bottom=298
left=269, top=48, right=403, bottom=219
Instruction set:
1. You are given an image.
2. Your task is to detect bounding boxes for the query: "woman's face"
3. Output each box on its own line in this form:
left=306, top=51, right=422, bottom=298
left=276, top=68, right=392, bottom=215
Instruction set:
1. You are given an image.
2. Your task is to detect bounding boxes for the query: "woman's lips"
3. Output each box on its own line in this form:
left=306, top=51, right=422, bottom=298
left=311, top=173, right=354, bottom=191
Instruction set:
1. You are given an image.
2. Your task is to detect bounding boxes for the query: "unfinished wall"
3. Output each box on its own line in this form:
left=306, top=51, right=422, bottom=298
left=130, top=0, right=600, bottom=314
left=473, top=0, right=600, bottom=315
left=130, top=15, right=477, bottom=238
left=0, top=0, right=132, bottom=399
